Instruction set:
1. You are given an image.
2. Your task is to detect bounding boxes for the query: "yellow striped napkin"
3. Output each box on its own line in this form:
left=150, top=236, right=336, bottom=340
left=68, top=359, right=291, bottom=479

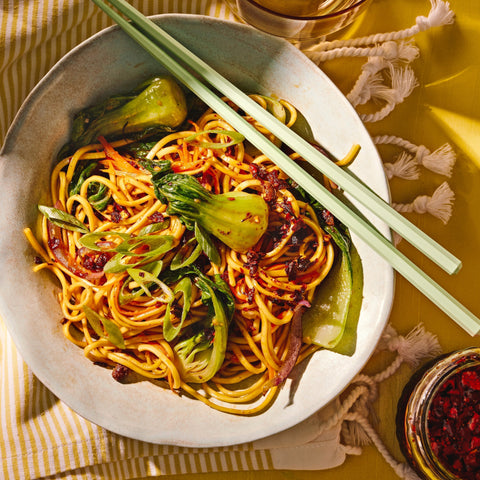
left=0, top=319, right=348, bottom=479
left=0, top=2, right=350, bottom=478
left=0, top=0, right=233, bottom=144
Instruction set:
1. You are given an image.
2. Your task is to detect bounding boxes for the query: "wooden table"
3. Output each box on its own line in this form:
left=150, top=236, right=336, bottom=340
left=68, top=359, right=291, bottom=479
left=159, top=0, right=480, bottom=478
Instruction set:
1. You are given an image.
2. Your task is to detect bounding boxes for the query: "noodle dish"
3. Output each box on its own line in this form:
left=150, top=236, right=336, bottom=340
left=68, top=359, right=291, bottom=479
left=0, top=15, right=393, bottom=446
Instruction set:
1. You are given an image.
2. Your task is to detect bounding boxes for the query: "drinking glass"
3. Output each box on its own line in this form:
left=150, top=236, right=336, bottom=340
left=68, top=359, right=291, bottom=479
left=225, top=0, right=372, bottom=41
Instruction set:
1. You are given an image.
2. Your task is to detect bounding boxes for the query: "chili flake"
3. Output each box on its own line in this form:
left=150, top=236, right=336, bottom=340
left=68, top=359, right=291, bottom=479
left=427, top=365, right=480, bottom=479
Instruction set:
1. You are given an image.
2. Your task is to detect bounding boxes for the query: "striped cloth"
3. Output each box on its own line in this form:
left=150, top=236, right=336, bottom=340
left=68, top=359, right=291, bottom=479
left=0, top=318, right=347, bottom=479
left=0, top=2, right=349, bottom=479
left=0, top=0, right=233, bottom=143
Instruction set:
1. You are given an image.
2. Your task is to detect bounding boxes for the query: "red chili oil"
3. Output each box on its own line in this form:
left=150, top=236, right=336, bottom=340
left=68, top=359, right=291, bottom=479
left=427, top=365, right=480, bottom=480
left=396, top=348, right=480, bottom=480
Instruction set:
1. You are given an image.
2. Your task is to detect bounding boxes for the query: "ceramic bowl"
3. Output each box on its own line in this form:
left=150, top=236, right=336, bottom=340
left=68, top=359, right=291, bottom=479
left=0, top=14, right=393, bottom=447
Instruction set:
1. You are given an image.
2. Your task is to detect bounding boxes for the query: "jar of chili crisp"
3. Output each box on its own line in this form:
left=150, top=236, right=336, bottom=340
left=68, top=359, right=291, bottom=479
left=396, top=347, right=480, bottom=480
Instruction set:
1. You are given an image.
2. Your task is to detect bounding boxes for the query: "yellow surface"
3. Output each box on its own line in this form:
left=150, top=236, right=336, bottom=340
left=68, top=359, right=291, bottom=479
left=1, top=1, right=478, bottom=478
left=154, top=0, right=480, bottom=478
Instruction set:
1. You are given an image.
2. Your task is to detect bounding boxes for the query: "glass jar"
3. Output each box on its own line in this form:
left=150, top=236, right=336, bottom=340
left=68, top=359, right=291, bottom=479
left=396, top=348, right=480, bottom=480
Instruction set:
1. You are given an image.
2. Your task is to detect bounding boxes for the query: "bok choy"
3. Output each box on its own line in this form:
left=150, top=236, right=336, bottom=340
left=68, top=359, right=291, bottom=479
left=153, top=173, right=268, bottom=253
left=161, top=266, right=235, bottom=383
left=62, top=76, right=188, bottom=153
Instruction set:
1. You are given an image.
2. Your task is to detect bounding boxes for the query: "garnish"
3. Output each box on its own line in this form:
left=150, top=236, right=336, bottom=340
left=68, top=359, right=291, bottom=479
left=38, top=205, right=89, bottom=233
left=83, top=305, right=125, bottom=349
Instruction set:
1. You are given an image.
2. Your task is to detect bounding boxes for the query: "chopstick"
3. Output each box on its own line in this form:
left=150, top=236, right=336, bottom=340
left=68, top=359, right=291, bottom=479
left=91, top=0, right=480, bottom=336
left=99, top=0, right=462, bottom=277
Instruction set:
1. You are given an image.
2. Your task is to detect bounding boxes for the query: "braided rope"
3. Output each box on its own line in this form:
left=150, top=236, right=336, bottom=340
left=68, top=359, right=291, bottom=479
left=308, top=0, right=455, bottom=52
left=330, top=324, right=442, bottom=478
left=316, top=384, right=370, bottom=434
left=374, top=136, right=456, bottom=176
left=393, top=181, right=455, bottom=224
left=349, top=414, right=423, bottom=480
left=373, top=135, right=419, bottom=152
left=306, top=40, right=419, bottom=64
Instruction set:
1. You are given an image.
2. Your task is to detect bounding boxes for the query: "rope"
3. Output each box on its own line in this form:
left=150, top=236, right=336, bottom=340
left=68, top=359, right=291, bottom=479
left=328, top=323, right=442, bottom=479
left=393, top=181, right=455, bottom=225
left=350, top=414, right=423, bottom=480
left=373, top=135, right=457, bottom=177
left=305, top=0, right=455, bottom=52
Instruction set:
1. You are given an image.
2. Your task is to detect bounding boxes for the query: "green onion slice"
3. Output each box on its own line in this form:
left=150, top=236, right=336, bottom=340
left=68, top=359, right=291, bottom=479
left=83, top=305, right=125, bottom=349
left=79, top=231, right=130, bottom=251
left=80, top=231, right=175, bottom=273
left=163, top=277, right=192, bottom=341
left=125, top=266, right=173, bottom=303
left=184, top=129, right=244, bottom=149
left=38, top=205, right=89, bottom=233
left=170, top=236, right=202, bottom=270
left=118, top=260, right=163, bottom=304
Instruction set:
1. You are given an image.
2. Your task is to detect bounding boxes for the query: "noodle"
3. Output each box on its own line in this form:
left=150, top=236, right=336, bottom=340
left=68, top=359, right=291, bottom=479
left=25, top=95, right=345, bottom=415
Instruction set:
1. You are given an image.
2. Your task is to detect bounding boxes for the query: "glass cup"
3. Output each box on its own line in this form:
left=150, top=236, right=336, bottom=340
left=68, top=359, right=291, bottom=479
left=225, top=0, right=372, bottom=41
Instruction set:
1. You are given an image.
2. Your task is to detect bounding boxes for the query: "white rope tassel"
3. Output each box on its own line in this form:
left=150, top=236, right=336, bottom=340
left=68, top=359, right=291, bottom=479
left=347, top=42, right=419, bottom=107
left=373, top=135, right=457, bottom=177
left=417, top=143, right=457, bottom=176
left=393, top=181, right=455, bottom=224
left=383, top=152, right=420, bottom=180
left=349, top=70, right=386, bottom=107
left=380, top=323, right=442, bottom=369
left=416, top=0, right=456, bottom=32
left=359, top=66, right=418, bottom=123
left=306, top=0, right=455, bottom=52
left=300, top=2, right=454, bottom=124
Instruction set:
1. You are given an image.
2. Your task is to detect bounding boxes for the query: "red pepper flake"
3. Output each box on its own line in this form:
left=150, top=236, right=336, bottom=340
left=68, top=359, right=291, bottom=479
left=469, top=413, right=480, bottom=433
left=246, top=319, right=256, bottom=334
left=199, top=168, right=220, bottom=194
left=241, top=212, right=253, bottom=222
left=149, top=211, right=164, bottom=223
left=280, top=198, right=295, bottom=217
left=48, top=237, right=61, bottom=249
left=462, top=370, right=480, bottom=390
left=249, top=163, right=267, bottom=180
left=427, top=365, right=480, bottom=479
left=81, top=251, right=112, bottom=272
left=246, top=287, right=255, bottom=304
left=243, top=249, right=260, bottom=277
left=321, top=209, right=335, bottom=226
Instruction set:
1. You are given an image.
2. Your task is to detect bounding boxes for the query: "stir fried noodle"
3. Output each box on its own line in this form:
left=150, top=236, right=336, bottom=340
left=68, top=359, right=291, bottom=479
left=25, top=95, right=354, bottom=414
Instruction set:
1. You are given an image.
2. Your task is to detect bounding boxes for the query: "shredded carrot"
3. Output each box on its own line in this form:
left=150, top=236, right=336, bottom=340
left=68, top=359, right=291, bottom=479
left=98, top=136, right=139, bottom=174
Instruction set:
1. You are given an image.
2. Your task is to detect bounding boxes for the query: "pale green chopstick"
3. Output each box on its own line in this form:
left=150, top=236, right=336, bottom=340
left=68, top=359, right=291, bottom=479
left=91, top=0, right=480, bottom=336
left=99, top=0, right=461, bottom=277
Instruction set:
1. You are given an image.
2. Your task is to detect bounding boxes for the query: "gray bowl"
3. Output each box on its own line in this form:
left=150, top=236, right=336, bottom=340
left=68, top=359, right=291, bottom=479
left=0, top=14, right=393, bottom=447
